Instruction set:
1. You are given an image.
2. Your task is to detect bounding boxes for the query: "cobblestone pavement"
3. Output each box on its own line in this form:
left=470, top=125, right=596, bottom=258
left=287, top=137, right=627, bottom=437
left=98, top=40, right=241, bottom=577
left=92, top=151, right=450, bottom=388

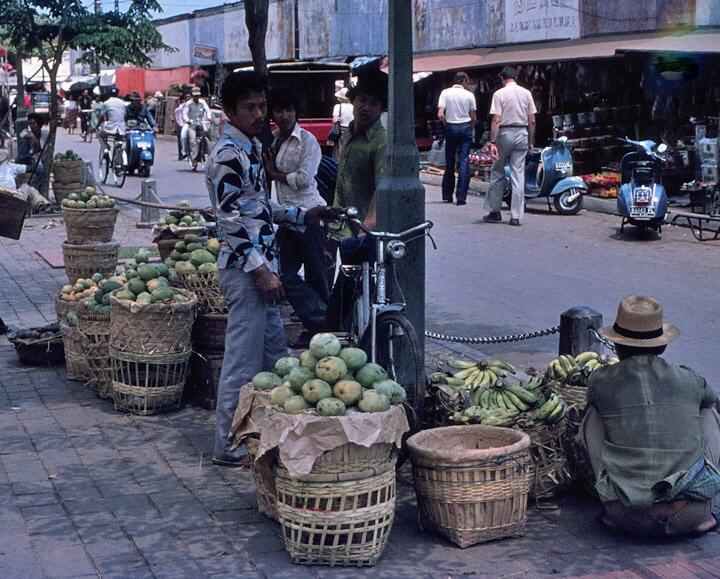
left=4, top=209, right=720, bottom=578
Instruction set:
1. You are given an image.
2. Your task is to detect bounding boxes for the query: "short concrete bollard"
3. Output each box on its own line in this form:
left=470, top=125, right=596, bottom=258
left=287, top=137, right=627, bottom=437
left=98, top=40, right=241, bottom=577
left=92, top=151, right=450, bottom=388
left=559, top=306, right=603, bottom=356
left=137, top=179, right=161, bottom=228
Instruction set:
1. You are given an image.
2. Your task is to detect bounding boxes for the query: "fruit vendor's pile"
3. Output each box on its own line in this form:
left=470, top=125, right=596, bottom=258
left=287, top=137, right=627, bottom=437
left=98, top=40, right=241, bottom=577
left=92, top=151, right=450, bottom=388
left=164, top=235, right=220, bottom=275
left=252, top=333, right=406, bottom=416
left=546, top=352, right=618, bottom=385
left=54, top=150, right=82, bottom=162
left=60, top=186, right=115, bottom=209
left=154, top=200, right=206, bottom=232
left=431, top=358, right=567, bottom=428
left=581, top=172, right=620, bottom=198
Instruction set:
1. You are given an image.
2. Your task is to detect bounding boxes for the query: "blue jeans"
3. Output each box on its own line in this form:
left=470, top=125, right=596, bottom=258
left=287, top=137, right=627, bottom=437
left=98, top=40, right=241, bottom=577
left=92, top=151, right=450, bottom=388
left=442, top=122, right=473, bottom=202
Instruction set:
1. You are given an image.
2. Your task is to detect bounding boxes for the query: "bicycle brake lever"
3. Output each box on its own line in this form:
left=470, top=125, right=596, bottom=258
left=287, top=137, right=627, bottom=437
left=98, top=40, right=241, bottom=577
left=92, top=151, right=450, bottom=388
left=427, top=231, right=438, bottom=250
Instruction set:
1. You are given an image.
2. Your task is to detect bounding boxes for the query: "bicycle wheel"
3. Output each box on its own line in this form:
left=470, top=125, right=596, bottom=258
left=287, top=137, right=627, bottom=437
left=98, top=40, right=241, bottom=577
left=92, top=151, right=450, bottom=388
left=100, top=155, right=110, bottom=184
left=360, top=311, right=425, bottom=430
left=112, top=146, right=126, bottom=188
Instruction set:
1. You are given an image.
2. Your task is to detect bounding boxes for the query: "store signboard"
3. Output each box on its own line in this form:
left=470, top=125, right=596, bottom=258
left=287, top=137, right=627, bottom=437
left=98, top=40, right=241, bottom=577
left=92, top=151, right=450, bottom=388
left=505, top=0, right=580, bottom=44
left=193, top=44, right=218, bottom=61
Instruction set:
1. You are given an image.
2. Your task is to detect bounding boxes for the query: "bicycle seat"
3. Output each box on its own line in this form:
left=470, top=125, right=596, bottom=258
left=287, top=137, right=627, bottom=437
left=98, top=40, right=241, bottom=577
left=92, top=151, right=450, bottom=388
left=340, top=264, right=362, bottom=278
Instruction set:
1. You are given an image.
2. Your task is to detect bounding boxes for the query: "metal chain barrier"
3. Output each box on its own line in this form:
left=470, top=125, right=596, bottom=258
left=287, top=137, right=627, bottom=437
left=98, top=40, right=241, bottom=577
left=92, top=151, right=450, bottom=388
left=588, top=327, right=617, bottom=353
left=425, top=325, right=560, bottom=344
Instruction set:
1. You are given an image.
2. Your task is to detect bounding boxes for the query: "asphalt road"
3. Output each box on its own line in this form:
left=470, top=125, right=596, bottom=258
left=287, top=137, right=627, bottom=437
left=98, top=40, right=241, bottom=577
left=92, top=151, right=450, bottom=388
left=57, top=130, right=720, bottom=382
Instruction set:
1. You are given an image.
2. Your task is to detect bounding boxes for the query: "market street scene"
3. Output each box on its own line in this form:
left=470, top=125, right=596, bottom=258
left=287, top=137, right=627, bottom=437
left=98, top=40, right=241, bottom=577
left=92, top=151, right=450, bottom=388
left=1, top=1, right=720, bottom=577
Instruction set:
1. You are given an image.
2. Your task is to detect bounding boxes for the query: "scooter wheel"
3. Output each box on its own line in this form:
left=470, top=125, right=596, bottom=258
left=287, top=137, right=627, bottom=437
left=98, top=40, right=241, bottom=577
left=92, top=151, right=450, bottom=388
left=553, top=188, right=584, bottom=215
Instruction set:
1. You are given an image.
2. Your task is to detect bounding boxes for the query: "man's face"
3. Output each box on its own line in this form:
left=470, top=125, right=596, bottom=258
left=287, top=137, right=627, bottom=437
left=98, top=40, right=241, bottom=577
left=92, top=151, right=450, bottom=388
left=193, top=95, right=199, bottom=103
left=28, top=119, right=39, bottom=134
left=272, top=106, right=296, bottom=134
left=352, top=92, right=383, bottom=129
left=226, top=90, right=267, bottom=137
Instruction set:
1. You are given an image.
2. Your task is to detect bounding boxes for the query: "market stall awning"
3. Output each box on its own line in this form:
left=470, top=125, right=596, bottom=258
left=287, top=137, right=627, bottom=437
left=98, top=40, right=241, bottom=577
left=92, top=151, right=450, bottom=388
left=411, top=49, right=491, bottom=72
left=615, top=28, right=720, bottom=55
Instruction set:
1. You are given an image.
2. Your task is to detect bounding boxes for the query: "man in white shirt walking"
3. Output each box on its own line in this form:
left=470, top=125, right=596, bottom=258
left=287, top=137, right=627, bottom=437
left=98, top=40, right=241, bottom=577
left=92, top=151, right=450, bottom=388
left=265, top=89, right=328, bottom=334
left=485, top=66, right=537, bottom=226
left=437, top=71, right=477, bottom=205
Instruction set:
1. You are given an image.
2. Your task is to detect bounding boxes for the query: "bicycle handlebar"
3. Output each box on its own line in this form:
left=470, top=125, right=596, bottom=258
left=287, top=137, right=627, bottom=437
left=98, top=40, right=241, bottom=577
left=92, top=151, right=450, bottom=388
left=344, top=211, right=433, bottom=240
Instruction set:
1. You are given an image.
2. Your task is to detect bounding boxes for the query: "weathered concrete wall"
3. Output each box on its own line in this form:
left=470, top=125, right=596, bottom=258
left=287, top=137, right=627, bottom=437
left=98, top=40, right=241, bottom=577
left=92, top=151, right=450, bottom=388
left=579, top=0, right=694, bottom=36
left=151, top=19, right=191, bottom=69
left=696, top=0, right=720, bottom=25
left=328, top=0, right=389, bottom=56
left=298, top=0, right=331, bottom=59
left=413, top=0, right=492, bottom=51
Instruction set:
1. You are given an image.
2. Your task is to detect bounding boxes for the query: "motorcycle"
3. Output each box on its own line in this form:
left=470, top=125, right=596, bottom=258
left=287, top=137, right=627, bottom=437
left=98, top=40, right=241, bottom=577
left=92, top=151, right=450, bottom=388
left=617, top=137, right=668, bottom=235
left=502, top=136, right=587, bottom=215
left=125, top=120, right=155, bottom=178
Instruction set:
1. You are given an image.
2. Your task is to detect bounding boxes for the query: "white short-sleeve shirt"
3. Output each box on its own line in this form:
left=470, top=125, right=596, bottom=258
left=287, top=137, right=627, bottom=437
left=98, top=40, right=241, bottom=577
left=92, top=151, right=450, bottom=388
left=489, top=81, right=537, bottom=126
left=438, top=85, right=476, bottom=124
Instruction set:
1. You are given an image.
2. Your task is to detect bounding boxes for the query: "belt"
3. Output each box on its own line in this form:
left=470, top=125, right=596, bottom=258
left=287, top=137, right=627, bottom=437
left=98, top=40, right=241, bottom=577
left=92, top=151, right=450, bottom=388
left=500, top=124, right=528, bottom=129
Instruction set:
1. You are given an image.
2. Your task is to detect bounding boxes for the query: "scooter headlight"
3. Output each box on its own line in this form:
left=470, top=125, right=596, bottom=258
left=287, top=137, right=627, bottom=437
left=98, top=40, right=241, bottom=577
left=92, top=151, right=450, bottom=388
left=386, top=240, right=406, bottom=260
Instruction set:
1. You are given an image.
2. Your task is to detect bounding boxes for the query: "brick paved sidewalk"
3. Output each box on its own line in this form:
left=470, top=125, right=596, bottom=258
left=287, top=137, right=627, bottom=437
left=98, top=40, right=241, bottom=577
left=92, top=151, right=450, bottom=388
left=3, top=208, right=720, bottom=578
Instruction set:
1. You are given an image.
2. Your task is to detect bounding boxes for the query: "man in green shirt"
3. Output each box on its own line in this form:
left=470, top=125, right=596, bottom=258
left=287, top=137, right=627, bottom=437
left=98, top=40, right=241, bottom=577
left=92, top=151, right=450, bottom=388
left=327, top=71, right=388, bottom=330
left=580, top=295, right=720, bottom=536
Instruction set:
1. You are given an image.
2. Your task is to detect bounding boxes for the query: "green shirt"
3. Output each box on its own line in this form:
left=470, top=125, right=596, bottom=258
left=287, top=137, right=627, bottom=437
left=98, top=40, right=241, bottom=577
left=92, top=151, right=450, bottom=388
left=587, top=355, right=717, bottom=507
left=333, top=119, right=387, bottom=222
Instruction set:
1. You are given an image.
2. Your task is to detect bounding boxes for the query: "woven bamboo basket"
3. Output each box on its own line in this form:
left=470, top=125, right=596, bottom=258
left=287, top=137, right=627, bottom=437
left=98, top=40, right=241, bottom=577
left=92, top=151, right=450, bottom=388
left=59, top=322, right=89, bottom=381
left=110, top=348, right=190, bottom=415
left=246, top=437, right=278, bottom=521
left=108, top=289, right=197, bottom=357
left=191, top=313, right=227, bottom=353
left=546, top=378, right=588, bottom=410
left=156, top=234, right=208, bottom=261
left=76, top=300, right=112, bottom=399
left=523, top=418, right=572, bottom=500
left=275, top=458, right=397, bottom=566
left=407, top=425, right=531, bottom=548
left=53, top=160, right=87, bottom=184
left=310, top=443, right=395, bottom=475
left=62, top=241, right=119, bottom=284
left=62, top=207, right=119, bottom=244
left=187, top=350, right=222, bottom=409
left=176, top=270, right=227, bottom=315
left=53, top=181, right=85, bottom=206
left=55, top=295, right=74, bottom=322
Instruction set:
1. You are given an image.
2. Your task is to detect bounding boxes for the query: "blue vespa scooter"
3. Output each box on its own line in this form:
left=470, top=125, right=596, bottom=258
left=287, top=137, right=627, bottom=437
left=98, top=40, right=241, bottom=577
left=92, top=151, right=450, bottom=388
left=617, top=137, right=668, bottom=235
left=502, top=136, right=587, bottom=215
left=125, top=120, right=156, bottom=178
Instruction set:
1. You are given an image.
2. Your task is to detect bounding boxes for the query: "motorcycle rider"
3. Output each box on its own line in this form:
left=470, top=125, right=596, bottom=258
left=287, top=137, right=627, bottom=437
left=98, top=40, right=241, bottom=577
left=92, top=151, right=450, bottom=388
left=77, top=89, right=93, bottom=137
left=183, top=86, right=212, bottom=170
left=125, top=91, right=157, bottom=130
left=98, top=88, right=127, bottom=166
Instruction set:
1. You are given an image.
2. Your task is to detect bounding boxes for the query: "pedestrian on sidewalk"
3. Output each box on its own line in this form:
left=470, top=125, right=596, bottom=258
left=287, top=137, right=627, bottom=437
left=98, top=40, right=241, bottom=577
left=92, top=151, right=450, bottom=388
left=579, top=295, right=720, bottom=537
left=331, top=87, right=353, bottom=159
left=265, top=88, right=329, bottom=336
left=484, top=66, right=536, bottom=226
left=437, top=71, right=477, bottom=206
left=205, top=71, right=336, bottom=467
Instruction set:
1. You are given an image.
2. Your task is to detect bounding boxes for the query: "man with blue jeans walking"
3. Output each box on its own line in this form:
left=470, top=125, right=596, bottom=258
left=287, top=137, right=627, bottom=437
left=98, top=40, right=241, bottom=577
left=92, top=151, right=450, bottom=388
left=438, top=72, right=477, bottom=205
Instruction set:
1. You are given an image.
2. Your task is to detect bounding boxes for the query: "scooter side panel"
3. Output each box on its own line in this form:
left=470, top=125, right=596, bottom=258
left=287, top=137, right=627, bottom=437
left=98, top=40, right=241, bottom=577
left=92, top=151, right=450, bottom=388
left=549, top=176, right=586, bottom=197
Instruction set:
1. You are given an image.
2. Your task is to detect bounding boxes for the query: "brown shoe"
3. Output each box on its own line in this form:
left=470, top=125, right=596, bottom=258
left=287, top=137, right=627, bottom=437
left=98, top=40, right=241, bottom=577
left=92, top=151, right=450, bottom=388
left=482, top=212, right=502, bottom=222
left=212, top=455, right=252, bottom=468
left=509, top=218, right=521, bottom=227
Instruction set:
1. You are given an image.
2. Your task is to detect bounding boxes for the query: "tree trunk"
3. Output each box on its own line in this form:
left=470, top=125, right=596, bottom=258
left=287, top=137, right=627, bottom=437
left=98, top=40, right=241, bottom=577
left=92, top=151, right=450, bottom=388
left=39, top=61, right=61, bottom=199
left=244, top=0, right=269, bottom=77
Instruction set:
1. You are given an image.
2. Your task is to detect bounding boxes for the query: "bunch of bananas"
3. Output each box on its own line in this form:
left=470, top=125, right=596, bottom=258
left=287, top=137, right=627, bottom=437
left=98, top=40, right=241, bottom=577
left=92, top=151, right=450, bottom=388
left=528, top=393, right=566, bottom=424
left=546, top=351, right=619, bottom=384
left=443, top=357, right=517, bottom=390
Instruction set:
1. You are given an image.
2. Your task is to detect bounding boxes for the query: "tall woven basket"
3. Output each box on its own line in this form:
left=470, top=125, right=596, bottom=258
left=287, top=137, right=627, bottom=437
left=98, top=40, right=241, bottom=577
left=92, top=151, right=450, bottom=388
left=53, top=160, right=86, bottom=184
left=62, top=207, right=119, bottom=244
left=62, top=241, right=119, bottom=284
left=191, top=313, right=227, bottom=353
left=246, top=437, right=278, bottom=521
left=75, top=300, right=112, bottom=399
left=176, top=270, right=227, bottom=314
left=59, top=322, right=89, bottom=381
left=407, top=425, right=532, bottom=548
left=53, top=181, right=85, bottom=206
left=276, top=458, right=397, bottom=567
left=109, top=290, right=197, bottom=357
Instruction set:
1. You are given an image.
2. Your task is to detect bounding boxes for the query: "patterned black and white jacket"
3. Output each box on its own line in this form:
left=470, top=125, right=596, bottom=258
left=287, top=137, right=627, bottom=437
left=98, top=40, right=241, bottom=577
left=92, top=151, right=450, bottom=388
left=205, top=123, right=306, bottom=273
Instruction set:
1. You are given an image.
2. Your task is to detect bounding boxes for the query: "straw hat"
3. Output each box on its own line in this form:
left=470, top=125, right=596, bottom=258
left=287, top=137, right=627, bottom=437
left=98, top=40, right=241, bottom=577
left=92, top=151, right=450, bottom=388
left=598, top=295, right=679, bottom=347
left=334, top=87, right=349, bottom=103
left=191, top=86, right=202, bottom=96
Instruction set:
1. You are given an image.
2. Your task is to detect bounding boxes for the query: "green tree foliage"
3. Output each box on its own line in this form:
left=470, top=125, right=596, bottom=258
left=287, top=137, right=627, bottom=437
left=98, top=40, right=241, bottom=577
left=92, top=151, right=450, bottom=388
left=0, top=0, right=172, bottom=194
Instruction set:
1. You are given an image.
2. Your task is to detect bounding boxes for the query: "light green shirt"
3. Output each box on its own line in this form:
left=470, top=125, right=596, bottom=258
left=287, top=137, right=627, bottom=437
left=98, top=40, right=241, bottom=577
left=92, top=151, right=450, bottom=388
left=333, top=118, right=386, bottom=222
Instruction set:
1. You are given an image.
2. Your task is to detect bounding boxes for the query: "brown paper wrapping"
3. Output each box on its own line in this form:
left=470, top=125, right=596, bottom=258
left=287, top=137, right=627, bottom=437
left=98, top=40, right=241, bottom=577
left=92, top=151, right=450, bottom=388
left=256, top=404, right=409, bottom=479
left=228, top=384, right=271, bottom=450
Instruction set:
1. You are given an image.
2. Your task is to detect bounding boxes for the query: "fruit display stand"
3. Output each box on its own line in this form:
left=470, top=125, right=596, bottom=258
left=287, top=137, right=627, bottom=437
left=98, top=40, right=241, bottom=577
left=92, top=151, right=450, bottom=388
left=76, top=299, right=113, bottom=398
left=62, top=241, right=119, bottom=284
left=255, top=405, right=408, bottom=567
left=108, top=290, right=197, bottom=415
left=155, top=228, right=207, bottom=261
left=62, top=206, right=119, bottom=244
left=407, top=425, right=532, bottom=548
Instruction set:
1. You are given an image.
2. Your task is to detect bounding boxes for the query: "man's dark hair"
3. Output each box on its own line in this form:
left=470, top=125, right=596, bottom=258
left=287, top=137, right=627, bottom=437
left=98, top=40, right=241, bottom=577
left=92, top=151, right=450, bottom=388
left=454, top=71, right=469, bottom=85
left=500, top=66, right=518, bottom=80
left=348, top=71, right=388, bottom=110
left=220, top=70, right=268, bottom=113
left=27, top=113, right=44, bottom=126
left=267, top=88, right=301, bottom=118
left=615, top=344, right=667, bottom=360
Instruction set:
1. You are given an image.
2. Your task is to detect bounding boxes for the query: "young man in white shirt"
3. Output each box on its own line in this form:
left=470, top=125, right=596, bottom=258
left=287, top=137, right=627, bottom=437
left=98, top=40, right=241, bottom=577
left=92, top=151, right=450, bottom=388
left=265, top=89, right=329, bottom=335
left=437, top=71, right=477, bottom=205
left=485, top=66, right=537, bottom=226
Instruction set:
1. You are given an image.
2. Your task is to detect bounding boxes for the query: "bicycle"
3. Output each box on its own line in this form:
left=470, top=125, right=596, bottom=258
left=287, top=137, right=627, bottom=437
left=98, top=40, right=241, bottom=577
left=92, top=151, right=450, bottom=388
left=99, top=133, right=126, bottom=187
left=80, top=110, right=93, bottom=143
left=335, top=207, right=434, bottom=428
left=188, top=124, right=209, bottom=171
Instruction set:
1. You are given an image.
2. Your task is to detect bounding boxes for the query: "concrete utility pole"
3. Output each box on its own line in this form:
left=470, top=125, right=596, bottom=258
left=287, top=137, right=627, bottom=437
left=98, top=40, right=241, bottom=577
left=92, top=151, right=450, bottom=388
left=376, top=1, right=426, bottom=348
left=94, top=0, right=101, bottom=13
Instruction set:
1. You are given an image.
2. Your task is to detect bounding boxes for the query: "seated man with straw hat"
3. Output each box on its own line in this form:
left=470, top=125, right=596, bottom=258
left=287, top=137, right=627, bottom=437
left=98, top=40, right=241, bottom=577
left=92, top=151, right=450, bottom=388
left=580, top=295, right=720, bottom=536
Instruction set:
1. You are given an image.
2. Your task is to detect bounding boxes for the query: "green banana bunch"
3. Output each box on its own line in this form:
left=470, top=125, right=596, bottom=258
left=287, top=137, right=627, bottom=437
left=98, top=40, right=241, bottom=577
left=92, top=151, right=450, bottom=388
left=446, top=357, right=517, bottom=390
left=529, top=393, right=566, bottom=424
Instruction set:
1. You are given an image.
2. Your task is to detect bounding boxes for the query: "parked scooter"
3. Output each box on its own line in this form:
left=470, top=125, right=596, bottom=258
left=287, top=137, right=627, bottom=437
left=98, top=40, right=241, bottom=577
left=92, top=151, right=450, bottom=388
left=502, top=136, right=587, bottom=215
left=125, top=120, right=155, bottom=178
left=617, top=137, right=668, bottom=235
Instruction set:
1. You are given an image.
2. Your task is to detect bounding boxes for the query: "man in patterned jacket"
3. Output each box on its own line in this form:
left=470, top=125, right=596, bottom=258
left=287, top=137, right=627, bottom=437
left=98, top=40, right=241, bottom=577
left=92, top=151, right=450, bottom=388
left=205, top=71, right=336, bottom=466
